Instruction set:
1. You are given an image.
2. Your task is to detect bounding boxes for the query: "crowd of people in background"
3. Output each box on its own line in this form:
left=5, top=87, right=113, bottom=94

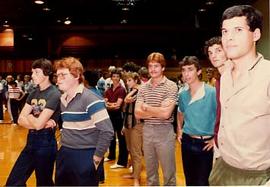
left=1, top=4, right=270, bottom=186
left=0, top=74, right=35, bottom=124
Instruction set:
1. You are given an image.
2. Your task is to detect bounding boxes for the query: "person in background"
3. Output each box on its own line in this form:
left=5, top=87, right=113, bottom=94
left=177, top=74, right=189, bottom=94
left=15, top=74, right=24, bottom=112
left=84, top=70, right=101, bottom=96
left=204, top=36, right=228, bottom=159
left=5, top=75, right=14, bottom=123
left=177, top=56, right=216, bottom=186
left=104, top=66, right=126, bottom=91
left=54, top=57, right=113, bottom=186
left=0, top=78, right=4, bottom=123
left=122, top=61, right=140, bottom=74
left=104, top=68, right=128, bottom=169
left=122, top=61, right=140, bottom=90
left=7, top=80, right=25, bottom=125
left=135, top=52, right=177, bottom=186
left=137, top=66, right=149, bottom=84
left=209, top=5, right=270, bottom=185
left=15, top=74, right=24, bottom=89
left=6, top=58, right=61, bottom=186
left=20, top=74, right=35, bottom=109
left=122, top=72, right=143, bottom=186
left=96, top=69, right=106, bottom=96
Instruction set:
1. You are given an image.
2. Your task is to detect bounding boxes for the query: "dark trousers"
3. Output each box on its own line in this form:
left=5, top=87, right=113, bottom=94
left=10, top=99, right=19, bottom=123
left=97, top=159, right=105, bottom=182
left=6, top=129, right=57, bottom=186
left=0, top=92, right=3, bottom=120
left=107, top=112, right=128, bottom=166
left=55, top=146, right=99, bottom=186
left=181, top=133, right=213, bottom=186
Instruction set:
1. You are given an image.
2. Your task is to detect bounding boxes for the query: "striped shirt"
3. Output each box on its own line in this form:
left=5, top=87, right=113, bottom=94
left=136, top=76, right=178, bottom=125
left=60, top=84, right=114, bottom=157
left=8, top=85, right=23, bottom=99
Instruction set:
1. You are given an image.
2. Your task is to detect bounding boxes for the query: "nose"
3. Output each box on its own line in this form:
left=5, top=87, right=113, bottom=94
left=182, top=71, right=188, bottom=77
left=211, top=53, right=217, bottom=59
left=226, top=30, right=234, bottom=41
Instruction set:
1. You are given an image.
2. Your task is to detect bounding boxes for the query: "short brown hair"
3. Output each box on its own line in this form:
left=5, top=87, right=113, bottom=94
left=125, top=72, right=141, bottom=84
left=222, top=5, right=263, bottom=32
left=179, top=56, right=201, bottom=71
left=146, top=52, right=166, bottom=67
left=54, top=57, right=84, bottom=83
left=204, top=36, right=222, bottom=57
left=32, top=58, right=53, bottom=76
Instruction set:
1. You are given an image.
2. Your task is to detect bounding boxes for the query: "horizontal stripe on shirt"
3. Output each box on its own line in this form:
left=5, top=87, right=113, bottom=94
left=62, top=100, right=106, bottom=122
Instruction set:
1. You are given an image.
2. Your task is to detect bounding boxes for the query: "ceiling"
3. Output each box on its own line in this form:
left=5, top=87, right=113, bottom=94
left=0, top=0, right=257, bottom=59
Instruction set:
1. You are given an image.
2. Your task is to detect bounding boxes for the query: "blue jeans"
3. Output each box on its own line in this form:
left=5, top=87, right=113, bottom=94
left=181, top=133, right=213, bottom=186
left=55, top=146, right=99, bottom=186
left=6, top=128, right=57, bottom=186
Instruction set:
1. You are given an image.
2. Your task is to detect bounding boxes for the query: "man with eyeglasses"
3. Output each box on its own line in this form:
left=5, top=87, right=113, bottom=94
left=54, top=57, right=114, bottom=186
left=6, top=58, right=61, bottom=186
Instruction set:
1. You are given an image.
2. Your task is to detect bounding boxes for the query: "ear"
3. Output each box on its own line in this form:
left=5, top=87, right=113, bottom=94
left=74, top=74, right=80, bottom=80
left=162, top=67, right=165, bottom=72
left=197, top=69, right=202, bottom=76
left=253, top=28, right=261, bottom=42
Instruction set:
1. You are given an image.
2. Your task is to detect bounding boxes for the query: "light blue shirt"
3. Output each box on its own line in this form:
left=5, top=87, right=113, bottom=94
left=178, top=83, right=216, bottom=136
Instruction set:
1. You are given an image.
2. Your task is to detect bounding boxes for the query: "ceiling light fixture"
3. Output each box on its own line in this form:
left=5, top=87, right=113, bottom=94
left=198, top=8, right=206, bottom=12
left=206, top=1, right=214, bottom=5
left=113, top=0, right=139, bottom=9
left=120, top=19, right=128, bottom=24
left=43, top=7, right=51, bottom=11
left=34, top=0, right=45, bottom=5
left=3, top=20, right=10, bottom=28
left=122, top=7, right=130, bottom=11
left=64, top=17, right=71, bottom=25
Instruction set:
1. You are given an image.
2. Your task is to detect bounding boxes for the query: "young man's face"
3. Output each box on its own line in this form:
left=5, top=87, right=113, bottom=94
left=148, top=61, right=164, bottom=79
left=181, top=64, right=201, bottom=85
left=56, top=68, right=77, bottom=92
left=208, top=44, right=227, bottom=68
left=31, top=68, right=47, bottom=85
left=111, top=74, right=120, bottom=85
left=221, top=16, right=259, bottom=60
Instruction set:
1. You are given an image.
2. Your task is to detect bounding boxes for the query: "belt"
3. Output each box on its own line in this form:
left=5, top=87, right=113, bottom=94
left=189, top=135, right=213, bottom=140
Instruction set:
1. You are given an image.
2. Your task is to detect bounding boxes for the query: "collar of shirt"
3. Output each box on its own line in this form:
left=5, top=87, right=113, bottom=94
left=248, top=53, right=263, bottom=71
left=146, top=76, right=167, bottom=88
left=221, top=53, right=264, bottom=101
left=110, top=83, right=122, bottom=91
left=225, top=53, right=263, bottom=72
left=188, top=82, right=205, bottom=105
left=61, top=84, right=84, bottom=106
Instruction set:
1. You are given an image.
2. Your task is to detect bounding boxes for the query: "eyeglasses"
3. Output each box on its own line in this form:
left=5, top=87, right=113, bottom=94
left=56, top=73, right=70, bottom=79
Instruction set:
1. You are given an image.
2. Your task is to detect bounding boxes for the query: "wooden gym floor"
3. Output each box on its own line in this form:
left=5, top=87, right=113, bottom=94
left=0, top=111, right=185, bottom=186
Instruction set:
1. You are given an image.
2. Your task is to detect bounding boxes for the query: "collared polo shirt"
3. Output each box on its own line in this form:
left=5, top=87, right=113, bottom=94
left=178, top=82, right=216, bottom=136
left=104, top=84, right=126, bottom=103
left=136, top=76, right=178, bottom=125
